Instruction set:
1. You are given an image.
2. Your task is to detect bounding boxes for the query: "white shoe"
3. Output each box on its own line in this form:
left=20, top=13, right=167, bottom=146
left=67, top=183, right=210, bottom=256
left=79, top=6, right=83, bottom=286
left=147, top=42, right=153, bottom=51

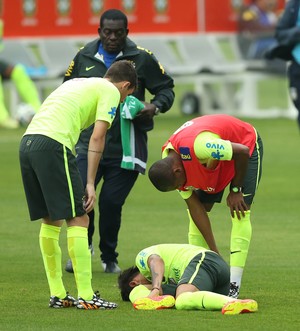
left=102, top=261, right=121, bottom=273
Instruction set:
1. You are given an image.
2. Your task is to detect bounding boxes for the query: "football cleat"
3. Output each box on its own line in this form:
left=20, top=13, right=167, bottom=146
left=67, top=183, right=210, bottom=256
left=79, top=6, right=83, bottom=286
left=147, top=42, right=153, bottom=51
left=133, top=295, right=175, bottom=310
left=222, top=299, right=258, bottom=315
left=49, top=292, right=77, bottom=308
left=76, top=291, right=118, bottom=310
left=228, top=282, right=240, bottom=298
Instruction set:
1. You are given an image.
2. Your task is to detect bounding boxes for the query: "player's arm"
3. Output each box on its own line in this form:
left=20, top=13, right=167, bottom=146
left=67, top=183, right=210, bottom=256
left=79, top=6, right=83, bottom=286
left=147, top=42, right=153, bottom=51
left=227, top=142, right=250, bottom=219
left=185, top=192, right=219, bottom=254
left=85, top=120, right=109, bottom=213
left=147, top=254, right=165, bottom=298
left=134, top=50, right=174, bottom=120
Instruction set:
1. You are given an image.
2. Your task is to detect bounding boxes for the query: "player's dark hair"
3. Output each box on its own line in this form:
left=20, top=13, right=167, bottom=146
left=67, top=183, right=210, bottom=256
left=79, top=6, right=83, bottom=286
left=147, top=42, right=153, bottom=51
left=118, top=266, right=139, bottom=301
left=104, top=60, right=137, bottom=90
left=100, top=9, right=128, bottom=28
left=148, top=158, right=177, bottom=192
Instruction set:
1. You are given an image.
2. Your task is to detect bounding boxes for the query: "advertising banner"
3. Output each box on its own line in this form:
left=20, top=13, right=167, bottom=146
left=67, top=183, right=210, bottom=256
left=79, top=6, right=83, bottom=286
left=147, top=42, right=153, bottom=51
left=0, top=0, right=287, bottom=37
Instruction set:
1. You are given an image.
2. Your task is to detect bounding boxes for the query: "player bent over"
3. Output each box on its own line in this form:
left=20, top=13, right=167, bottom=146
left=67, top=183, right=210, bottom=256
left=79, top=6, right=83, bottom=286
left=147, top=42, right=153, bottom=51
left=19, top=60, right=137, bottom=309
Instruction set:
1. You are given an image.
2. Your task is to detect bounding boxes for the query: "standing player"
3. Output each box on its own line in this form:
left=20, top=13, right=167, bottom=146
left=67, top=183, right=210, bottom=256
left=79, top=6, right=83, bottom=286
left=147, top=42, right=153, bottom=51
left=148, top=114, right=263, bottom=298
left=19, top=60, right=137, bottom=309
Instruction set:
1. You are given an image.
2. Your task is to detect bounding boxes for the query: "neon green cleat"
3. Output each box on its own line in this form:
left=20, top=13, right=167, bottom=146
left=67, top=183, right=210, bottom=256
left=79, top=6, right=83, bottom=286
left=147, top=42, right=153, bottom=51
left=222, top=299, right=258, bottom=315
left=133, top=295, right=175, bottom=310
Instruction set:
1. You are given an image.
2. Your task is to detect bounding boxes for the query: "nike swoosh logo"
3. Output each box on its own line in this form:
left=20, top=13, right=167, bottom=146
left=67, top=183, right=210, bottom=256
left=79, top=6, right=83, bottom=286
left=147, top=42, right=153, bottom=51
left=230, top=250, right=241, bottom=254
left=86, top=65, right=95, bottom=71
left=243, top=193, right=252, bottom=197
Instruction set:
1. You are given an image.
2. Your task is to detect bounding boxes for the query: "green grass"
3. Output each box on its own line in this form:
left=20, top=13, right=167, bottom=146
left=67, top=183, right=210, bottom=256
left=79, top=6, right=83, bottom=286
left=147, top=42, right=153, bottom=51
left=1, top=112, right=299, bottom=330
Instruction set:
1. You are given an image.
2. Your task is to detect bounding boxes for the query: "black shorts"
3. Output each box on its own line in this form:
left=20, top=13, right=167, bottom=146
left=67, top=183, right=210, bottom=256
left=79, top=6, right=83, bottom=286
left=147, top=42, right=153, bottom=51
left=177, top=251, right=230, bottom=295
left=196, top=133, right=263, bottom=205
left=19, top=134, right=86, bottom=221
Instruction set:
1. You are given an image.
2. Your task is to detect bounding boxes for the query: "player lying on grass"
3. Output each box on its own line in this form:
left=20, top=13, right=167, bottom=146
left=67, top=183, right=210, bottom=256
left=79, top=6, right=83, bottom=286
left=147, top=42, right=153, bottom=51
left=118, top=244, right=258, bottom=315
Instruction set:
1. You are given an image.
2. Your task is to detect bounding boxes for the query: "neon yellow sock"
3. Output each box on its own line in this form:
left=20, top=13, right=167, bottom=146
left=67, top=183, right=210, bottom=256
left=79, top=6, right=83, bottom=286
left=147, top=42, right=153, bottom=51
left=0, top=77, right=10, bottom=122
left=11, top=64, right=41, bottom=111
left=67, top=226, right=93, bottom=300
left=230, top=210, right=252, bottom=288
left=187, top=209, right=209, bottom=248
left=175, top=291, right=233, bottom=310
left=129, top=285, right=151, bottom=303
left=39, top=223, right=66, bottom=298
left=230, top=210, right=252, bottom=269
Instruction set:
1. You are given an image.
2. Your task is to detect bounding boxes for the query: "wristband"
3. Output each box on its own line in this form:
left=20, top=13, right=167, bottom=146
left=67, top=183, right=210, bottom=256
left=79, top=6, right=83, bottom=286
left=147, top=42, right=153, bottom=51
left=151, top=287, right=160, bottom=291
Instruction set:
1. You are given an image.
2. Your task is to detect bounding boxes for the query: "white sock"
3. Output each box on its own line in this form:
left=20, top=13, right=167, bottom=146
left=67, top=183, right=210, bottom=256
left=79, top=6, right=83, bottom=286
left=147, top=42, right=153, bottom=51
left=230, top=266, right=244, bottom=288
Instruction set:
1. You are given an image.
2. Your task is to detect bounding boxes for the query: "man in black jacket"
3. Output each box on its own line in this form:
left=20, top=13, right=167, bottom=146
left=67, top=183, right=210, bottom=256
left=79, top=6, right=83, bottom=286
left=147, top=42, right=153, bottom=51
left=63, top=9, right=175, bottom=273
left=266, top=0, right=300, bottom=129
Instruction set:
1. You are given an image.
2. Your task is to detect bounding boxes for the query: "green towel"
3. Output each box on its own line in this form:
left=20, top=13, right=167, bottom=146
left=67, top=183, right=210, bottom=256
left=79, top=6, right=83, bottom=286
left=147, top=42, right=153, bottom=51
left=120, top=95, right=145, bottom=171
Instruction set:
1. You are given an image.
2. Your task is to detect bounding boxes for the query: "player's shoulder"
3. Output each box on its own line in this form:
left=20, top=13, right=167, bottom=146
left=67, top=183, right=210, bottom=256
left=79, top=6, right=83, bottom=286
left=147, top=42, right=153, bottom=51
left=128, top=39, right=156, bottom=59
left=76, top=39, right=99, bottom=58
left=74, top=77, right=117, bottom=95
left=136, top=45, right=154, bottom=56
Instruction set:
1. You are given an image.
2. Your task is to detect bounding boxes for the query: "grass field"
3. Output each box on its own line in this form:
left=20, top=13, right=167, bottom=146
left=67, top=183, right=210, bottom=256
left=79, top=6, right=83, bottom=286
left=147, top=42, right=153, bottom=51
left=1, top=109, right=299, bottom=330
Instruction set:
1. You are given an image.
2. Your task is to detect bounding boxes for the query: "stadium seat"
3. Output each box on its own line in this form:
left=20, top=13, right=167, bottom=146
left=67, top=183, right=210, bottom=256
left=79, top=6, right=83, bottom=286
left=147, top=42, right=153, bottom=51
left=131, top=35, right=200, bottom=75
left=0, top=39, right=47, bottom=78
left=37, top=38, right=81, bottom=78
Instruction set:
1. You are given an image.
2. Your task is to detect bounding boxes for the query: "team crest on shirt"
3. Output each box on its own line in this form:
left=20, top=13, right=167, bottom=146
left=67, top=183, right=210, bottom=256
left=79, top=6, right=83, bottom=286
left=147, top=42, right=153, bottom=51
left=211, top=150, right=224, bottom=160
left=139, top=258, right=146, bottom=269
left=179, top=147, right=192, bottom=161
left=138, top=251, right=147, bottom=269
left=109, top=107, right=117, bottom=119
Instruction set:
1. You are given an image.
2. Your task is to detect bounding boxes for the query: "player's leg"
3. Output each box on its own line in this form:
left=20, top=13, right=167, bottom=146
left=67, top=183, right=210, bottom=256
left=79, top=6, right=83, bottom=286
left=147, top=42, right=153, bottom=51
left=176, top=288, right=229, bottom=310
left=229, top=134, right=263, bottom=298
left=66, top=215, right=117, bottom=310
left=40, top=219, right=77, bottom=308
left=288, top=61, right=300, bottom=130
left=11, top=64, right=41, bottom=111
left=176, top=288, right=257, bottom=314
left=99, top=161, right=138, bottom=272
left=65, top=153, right=98, bottom=273
left=0, top=61, right=19, bottom=128
left=176, top=251, right=229, bottom=310
left=175, top=252, right=257, bottom=314
left=50, top=144, right=117, bottom=309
